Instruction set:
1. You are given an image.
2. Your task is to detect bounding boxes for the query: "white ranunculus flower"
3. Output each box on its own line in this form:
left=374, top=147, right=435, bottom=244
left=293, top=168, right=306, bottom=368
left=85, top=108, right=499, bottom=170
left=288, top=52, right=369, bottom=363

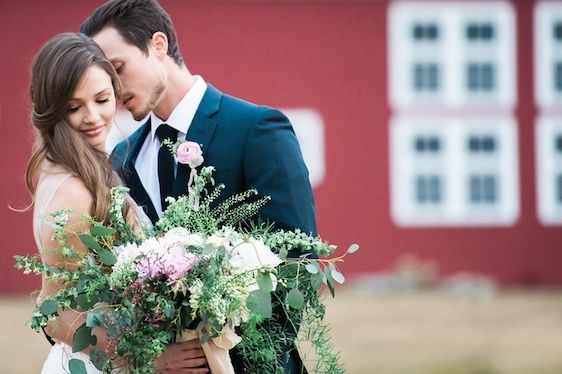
left=163, top=228, right=204, bottom=248
left=229, top=238, right=282, bottom=273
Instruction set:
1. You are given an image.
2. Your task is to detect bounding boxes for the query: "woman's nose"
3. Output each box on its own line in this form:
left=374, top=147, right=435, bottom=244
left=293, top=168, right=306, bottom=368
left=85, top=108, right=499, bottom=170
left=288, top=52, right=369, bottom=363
left=84, top=104, right=101, bottom=124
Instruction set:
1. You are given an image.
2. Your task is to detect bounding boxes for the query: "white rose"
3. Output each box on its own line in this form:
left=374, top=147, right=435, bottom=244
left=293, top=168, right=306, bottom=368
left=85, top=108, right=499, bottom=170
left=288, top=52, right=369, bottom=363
left=229, top=238, right=282, bottom=273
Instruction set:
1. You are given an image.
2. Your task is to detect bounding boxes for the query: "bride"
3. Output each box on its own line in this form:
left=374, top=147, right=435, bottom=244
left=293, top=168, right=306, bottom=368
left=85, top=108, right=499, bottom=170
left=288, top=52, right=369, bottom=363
left=26, top=32, right=208, bottom=374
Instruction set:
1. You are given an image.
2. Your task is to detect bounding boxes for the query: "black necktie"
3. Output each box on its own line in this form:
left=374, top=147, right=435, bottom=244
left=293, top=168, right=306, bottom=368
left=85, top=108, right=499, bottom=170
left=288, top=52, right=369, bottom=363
left=156, top=124, right=178, bottom=211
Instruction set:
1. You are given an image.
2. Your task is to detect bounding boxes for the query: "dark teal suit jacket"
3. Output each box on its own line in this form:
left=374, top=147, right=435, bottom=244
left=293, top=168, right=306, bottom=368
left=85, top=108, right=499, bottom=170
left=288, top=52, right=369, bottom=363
left=111, top=84, right=317, bottom=236
left=111, top=84, right=316, bottom=373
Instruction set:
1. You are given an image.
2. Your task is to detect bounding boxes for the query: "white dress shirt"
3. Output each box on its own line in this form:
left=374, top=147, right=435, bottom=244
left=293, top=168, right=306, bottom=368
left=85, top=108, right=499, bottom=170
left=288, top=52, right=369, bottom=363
left=135, top=76, right=207, bottom=218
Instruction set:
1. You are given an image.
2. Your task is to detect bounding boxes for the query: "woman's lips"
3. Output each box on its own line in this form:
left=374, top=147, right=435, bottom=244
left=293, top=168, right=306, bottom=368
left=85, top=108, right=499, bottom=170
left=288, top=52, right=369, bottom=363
left=82, top=125, right=104, bottom=137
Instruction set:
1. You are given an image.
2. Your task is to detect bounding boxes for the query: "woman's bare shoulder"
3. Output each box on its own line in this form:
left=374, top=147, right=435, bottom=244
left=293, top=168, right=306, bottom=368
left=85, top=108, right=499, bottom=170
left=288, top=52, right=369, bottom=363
left=46, top=175, right=93, bottom=216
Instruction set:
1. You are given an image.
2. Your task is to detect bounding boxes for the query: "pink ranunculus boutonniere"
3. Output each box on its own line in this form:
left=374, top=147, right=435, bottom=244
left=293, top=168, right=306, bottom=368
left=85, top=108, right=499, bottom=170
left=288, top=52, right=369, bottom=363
left=176, top=141, right=204, bottom=169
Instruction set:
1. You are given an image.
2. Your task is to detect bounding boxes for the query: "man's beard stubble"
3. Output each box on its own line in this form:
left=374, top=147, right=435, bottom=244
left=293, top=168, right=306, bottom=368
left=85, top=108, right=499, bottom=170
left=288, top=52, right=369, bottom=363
left=132, top=80, right=166, bottom=121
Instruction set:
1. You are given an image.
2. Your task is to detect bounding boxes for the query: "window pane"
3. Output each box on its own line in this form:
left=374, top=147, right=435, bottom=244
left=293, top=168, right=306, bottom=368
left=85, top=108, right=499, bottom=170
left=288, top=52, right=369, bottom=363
left=466, top=23, right=494, bottom=41
left=558, top=175, right=562, bottom=203
left=414, top=137, right=426, bottom=152
left=413, top=23, right=439, bottom=41
left=470, top=176, right=481, bottom=202
left=467, top=64, right=479, bottom=91
left=429, top=176, right=441, bottom=202
left=466, top=24, right=479, bottom=40
left=416, top=176, right=427, bottom=203
left=481, top=64, right=494, bottom=90
left=413, top=64, right=439, bottom=91
left=482, top=136, right=496, bottom=152
left=556, top=135, right=562, bottom=153
left=428, top=137, right=440, bottom=152
left=554, top=22, right=562, bottom=41
left=483, top=176, right=497, bottom=203
left=413, top=24, right=424, bottom=40
left=427, top=24, right=439, bottom=40
left=414, top=64, right=424, bottom=90
left=468, top=136, right=480, bottom=152
left=555, top=62, right=562, bottom=91
left=428, top=64, right=439, bottom=90
left=481, top=24, right=494, bottom=40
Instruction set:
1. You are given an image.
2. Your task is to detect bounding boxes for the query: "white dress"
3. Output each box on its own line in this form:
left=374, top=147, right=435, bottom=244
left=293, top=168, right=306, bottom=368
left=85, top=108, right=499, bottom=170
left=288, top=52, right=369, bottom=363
left=33, top=162, right=148, bottom=373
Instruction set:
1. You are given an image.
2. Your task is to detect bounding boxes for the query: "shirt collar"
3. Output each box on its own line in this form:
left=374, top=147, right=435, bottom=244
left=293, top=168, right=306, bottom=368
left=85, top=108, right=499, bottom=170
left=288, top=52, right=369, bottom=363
left=150, top=75, right=207, bottom=139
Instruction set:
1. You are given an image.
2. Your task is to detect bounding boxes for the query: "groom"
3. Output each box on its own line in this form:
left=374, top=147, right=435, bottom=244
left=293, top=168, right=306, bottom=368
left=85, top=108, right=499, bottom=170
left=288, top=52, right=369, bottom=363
left=80, top=0, right=317, bottom=373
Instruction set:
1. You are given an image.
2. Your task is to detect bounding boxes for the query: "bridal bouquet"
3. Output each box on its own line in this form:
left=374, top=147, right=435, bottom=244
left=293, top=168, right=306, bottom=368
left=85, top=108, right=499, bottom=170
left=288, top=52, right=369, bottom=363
left=15, top=141, right=358, bottom=374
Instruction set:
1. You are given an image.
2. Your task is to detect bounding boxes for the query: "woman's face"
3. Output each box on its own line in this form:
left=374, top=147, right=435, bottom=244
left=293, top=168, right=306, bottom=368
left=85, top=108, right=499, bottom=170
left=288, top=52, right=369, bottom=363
left=66, top=65, right=116, bottom=151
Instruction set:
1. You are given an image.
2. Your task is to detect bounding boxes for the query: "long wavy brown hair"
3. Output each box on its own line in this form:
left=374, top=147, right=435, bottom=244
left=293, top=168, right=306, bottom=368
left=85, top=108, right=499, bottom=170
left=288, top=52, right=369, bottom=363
left=26, top=32, right=132, bottom=224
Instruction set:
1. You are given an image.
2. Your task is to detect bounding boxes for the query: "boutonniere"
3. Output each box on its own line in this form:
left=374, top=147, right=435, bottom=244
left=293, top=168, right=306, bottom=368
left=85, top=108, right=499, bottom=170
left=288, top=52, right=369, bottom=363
left=175, top=141, right=204, bottom=169
left=162, top=139, right=209, bottom=210
left=162, top=139, right=204, bottom=169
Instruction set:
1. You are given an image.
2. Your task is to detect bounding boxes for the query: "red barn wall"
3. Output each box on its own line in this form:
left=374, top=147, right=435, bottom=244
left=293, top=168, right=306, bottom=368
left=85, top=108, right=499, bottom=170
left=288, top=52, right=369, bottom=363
left=0, top=0, right=560, bottom=293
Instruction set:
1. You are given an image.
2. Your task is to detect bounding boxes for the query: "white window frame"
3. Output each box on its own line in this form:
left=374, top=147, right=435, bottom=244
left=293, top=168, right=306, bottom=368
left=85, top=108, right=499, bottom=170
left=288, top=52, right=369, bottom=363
left=390, top=116, right=519, bottom=226
left=535, top=115, right=562, bottom=225
left=535, top=1, right=562, bottom=109
left=388, top=1, right=515, bottom=109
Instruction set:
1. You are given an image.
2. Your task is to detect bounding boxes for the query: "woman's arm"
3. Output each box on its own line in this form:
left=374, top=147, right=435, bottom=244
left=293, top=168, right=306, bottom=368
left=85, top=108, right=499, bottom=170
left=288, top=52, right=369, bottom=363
left=37, top=176, right=110, bottom=354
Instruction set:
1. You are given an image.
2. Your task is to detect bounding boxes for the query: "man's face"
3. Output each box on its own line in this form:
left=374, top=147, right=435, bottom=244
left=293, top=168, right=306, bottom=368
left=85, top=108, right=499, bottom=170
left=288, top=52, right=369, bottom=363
left=93, top=27, right=165, bottom=121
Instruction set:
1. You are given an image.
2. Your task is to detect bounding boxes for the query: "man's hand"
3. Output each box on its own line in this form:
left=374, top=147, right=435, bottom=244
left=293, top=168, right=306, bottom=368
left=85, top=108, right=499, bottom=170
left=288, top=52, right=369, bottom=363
left=155, top=339, right=209, bottom=373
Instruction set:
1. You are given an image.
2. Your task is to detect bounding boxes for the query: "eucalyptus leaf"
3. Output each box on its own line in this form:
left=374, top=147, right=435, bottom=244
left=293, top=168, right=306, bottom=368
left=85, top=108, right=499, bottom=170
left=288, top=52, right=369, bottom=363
left=247, top=290, right=272, bottom=318
left=68, top=359, right=87, bottom=374
left=311, top=272, right=323, bottom=289
left=39, top=299, right=58, bottom=316
left=90, top=225, right=116, bottom=237
left=79, top=234, right=103, bottom=252
left=257, top=272, right=273, bottom=293
left=76, top=293, right=98, bottom=309
left=85, top=311, right=101, bottom=328
left=72, top=324, right=93, bottom=353
left=347, top=243, right=359, bottom=254
left=164, top=305, right=174, bottom=319
left=278, top=248, right=288, bottom=260
left=196, top=319, right=206, bottom=332
left=331, top=268, right=345, bottom=284
left=200, top=332, right=209, bottom=345
left=98, top=248, right=117, bottom=266
left=287, top=288, right=305, bottom=310
left=305, top=263, right=319, bottom=274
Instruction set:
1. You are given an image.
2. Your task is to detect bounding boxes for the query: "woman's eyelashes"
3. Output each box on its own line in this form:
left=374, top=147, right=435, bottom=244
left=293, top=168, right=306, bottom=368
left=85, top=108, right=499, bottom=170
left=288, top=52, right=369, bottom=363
left=67, top=97, right=111, bottom=113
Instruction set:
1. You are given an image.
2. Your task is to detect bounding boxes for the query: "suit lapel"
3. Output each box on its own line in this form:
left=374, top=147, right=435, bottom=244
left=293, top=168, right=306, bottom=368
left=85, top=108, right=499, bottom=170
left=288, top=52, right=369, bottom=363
left=123, top=118, right=159, bottom=222
left=172, top=85, right=221, bottom=197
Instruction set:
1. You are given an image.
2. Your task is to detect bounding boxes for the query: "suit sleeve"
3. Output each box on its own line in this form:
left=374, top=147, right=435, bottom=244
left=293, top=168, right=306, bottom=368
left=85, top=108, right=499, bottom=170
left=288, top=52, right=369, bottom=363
left=243, top=108, right=317, bottom=237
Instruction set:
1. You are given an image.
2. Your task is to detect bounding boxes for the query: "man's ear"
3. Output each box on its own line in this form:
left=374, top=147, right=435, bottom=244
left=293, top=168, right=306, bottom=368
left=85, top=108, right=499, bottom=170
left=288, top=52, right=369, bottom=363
left=150, top=32, right=168, bottom=59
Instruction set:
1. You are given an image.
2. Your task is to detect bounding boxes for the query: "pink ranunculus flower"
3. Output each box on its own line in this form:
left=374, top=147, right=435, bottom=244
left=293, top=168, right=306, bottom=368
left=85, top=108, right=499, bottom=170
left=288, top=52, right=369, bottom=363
left=176, top=141, right=204, bottom=169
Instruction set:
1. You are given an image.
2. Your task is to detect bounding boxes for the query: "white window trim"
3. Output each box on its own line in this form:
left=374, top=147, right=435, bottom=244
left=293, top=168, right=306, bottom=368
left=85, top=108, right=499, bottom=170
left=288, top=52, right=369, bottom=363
left=535, top=1, right=562, bottom=109
left=535, top=115, right=562, bottom=225
left=390, top=116, right=519, bottom=226
left=388, top=1, right=515, bottom=110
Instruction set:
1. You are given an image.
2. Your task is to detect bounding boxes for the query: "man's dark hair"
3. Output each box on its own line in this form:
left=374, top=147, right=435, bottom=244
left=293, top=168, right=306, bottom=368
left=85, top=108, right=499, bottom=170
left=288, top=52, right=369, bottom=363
left=80, top=0, right=184, bottom=66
